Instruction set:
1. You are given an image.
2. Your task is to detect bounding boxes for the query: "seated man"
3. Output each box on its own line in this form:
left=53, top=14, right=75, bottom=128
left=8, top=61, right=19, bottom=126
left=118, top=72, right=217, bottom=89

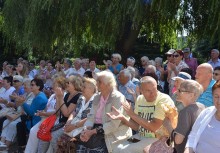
left=107, top=76, right=176, bottom=153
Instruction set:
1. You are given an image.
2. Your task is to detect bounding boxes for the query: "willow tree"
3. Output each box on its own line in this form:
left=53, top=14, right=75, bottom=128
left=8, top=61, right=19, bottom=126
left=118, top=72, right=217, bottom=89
left=1, top=0, right=220, bottom=58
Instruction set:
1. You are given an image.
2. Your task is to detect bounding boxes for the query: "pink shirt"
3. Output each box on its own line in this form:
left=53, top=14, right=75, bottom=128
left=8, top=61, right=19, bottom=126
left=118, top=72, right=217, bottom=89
left=95, top=95, right=109, bottom=124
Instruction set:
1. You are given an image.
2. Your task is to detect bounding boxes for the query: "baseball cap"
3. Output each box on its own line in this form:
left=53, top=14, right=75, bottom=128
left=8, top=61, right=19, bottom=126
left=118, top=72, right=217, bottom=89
left=13, top=75, right=24, bottom=83
left=172, top=72, right=191, bottom=81
left=165, top=49, right=175, bottom=55
left=183, top=48, right=190, bottom=53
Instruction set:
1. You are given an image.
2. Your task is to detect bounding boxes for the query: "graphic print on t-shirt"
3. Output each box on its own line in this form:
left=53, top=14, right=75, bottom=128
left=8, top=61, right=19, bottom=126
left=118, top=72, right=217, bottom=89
left=137, top=105, right=156, bottom=138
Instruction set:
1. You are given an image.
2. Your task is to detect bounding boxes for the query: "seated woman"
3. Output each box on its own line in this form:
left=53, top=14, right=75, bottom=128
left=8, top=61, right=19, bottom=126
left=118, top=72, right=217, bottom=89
left=37, top=75, right=83, bottom=153
left=56, top=77, right=97, bottom=152
left=184, top=81, right=220, bottom=153
left=16, top=78, right=48, bottom=151
left=0, top=78, right=34, bottom=150
left=24, top=76, right=66, bottom=153
left=171, top=80, right=205, bottom=153
left=79, top=71, right=132, bottom=153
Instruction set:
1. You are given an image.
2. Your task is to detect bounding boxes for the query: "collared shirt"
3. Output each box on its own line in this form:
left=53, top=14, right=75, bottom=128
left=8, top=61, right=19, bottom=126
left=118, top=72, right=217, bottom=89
left=95, top=94, right=109, bottom=124
left=184, top=57, right=198, bottom=77
left=208, top=59, right=220, bottom=69
left=72, top=67, right=85, bottom=77
left=118, top=80, right=136, bottom=108
left=197, top=79, right=216, bottom=107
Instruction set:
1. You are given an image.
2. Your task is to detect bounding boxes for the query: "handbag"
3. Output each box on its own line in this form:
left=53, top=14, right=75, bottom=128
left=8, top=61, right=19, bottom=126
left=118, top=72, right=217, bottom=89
left=143, top=137, right=173, bottom=153
left=77, top=124, right=105, bottom=149
left=37, top=103, right=65, bottom=141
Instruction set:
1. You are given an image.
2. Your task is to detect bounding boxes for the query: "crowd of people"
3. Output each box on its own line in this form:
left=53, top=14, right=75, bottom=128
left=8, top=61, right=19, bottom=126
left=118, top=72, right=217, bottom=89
left=0, top=48, right=219, bottom=153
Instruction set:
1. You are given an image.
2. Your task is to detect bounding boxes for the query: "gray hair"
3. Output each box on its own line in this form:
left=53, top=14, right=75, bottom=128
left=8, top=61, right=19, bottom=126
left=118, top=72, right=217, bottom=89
left=97, top=70, right=117, bottom=89
left=145, top=65, right=156, bottom=73
left=23, top=78, right=32, bottom=87
left=126, top=66, right=135, bottom=78
left=180, top=80, right=204, bottom=101
left=127, top=57, right=135, bottom=65
left=74, top=58, right=82, bottom=64
left=212, top=49, right=219, bottom=54
left=155, top=57, right=163, bottom=66
left=120, top=69, right=132, bottom=80
left=64, top=58, right=72, bottom=67
left=148, top=60, right=155, bottom=66
left=112, top=53, right=122, bottom=61
left=141, top=56, right=149, bottom=62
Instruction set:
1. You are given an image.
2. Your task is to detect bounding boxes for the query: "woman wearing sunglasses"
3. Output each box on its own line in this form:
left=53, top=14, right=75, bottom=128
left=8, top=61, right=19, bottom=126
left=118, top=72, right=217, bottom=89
left=167, top=50, right=189, bottom=96
left=166, top=80, right=205, bottom=153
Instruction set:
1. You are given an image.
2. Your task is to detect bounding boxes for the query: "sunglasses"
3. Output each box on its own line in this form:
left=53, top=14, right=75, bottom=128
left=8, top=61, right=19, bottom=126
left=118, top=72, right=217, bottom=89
left=173, top=54, right=180, bottom=58
left=213, top=73, right=220, bottom=76
left=13, top=80, right=20, bottom=83
left=167, top=55, right=173, bottom=57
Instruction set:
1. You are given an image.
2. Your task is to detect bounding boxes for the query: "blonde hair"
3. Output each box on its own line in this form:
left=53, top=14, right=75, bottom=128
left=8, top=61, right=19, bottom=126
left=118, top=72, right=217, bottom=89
left=83, top=77, right=97, bottom=93
left=112, top=53, right=122, bottom=61
left=68, top=75, right=83, bottom=92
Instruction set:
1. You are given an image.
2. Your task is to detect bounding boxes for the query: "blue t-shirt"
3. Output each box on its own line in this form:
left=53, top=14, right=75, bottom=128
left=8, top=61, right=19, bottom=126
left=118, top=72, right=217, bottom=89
left=197, top=79, right=216, bottom=107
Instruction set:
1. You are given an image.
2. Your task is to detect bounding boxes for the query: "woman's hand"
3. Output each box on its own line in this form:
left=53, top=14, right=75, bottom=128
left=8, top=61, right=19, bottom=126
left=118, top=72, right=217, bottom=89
left=54, top=87, right=64, bottom=100
left=64, top=123, right=76, bottom=133
left=106, top=106, right=124, bottom=120
left=35, top=110, right=45, bottom=116
left=15, top=96, right=25, bottom=106
left=80, top=129, right=96, bottom=142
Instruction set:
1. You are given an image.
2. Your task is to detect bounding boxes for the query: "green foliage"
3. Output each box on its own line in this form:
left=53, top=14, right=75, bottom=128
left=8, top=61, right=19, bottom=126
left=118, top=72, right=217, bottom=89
left=2, top=0, right=220, bottom=59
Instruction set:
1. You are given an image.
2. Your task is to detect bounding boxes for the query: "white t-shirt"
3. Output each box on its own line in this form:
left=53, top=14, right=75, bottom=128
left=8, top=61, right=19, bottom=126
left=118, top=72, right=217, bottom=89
left=196, top=115, right=220, bottom=153
left=64, top=68, right=75, bottom=78
left=72, top=67, right=85, bottom=77
left=0, top=86, right=16, bottom=108
left=46, top=94, right=56, bottom=112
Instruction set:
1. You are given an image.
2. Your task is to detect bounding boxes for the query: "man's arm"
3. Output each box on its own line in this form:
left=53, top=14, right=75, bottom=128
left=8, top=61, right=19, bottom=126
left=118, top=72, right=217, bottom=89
left=129, top=111, right=163, bottom=132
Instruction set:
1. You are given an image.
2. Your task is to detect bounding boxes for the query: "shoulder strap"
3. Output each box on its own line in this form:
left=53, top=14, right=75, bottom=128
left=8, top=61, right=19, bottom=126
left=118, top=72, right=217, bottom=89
left=54, top=102, right=65, bottom=115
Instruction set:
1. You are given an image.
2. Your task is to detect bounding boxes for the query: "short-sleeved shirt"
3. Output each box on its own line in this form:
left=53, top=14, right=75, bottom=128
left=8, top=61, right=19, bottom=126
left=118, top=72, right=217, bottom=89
left=59, top=92, right=82, bottom=123
left=197, top=79, right=216, bottom=107
left=208, top=59, right=220, bottom=69
left=196, top=115, right=220, bottom=153
left=174, top=103, right=205, bottom=153
left=134, top=91, right=174, bottom=138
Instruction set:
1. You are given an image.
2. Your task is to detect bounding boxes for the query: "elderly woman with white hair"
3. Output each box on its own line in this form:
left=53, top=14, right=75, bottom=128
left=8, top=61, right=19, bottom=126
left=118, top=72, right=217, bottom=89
left=138, top=56, right=149, bottom=75
left=109, top=53, right=124, bottom=75
left=166, top=80, right=205, bottom=153
left=79, top=70, right=132, bottom=153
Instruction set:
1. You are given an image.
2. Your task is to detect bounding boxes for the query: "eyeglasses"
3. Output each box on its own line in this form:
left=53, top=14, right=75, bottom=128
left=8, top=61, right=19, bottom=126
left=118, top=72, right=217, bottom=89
left=177, top=89, right=192, bottom=94
left=213, top=72, right=220, bottom=76
left=13, top=80, right=20, bottom=83
left=173, top=54, right=180, bottom=58
left=167, top=55, right=173, bottom=57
